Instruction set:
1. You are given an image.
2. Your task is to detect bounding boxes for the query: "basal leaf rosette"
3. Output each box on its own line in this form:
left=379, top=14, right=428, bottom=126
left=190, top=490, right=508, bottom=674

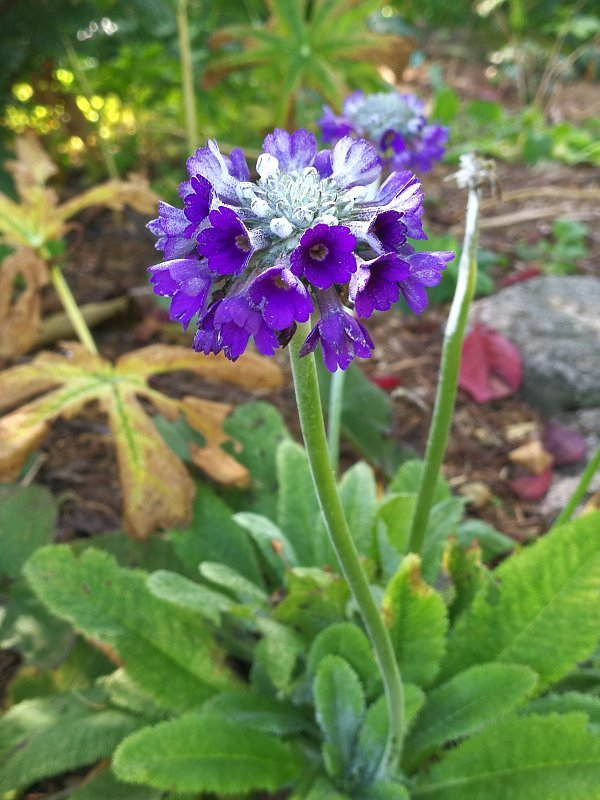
left=147, top=128, right=453, bottom=372
left=319, top=91, right=448, bottom=174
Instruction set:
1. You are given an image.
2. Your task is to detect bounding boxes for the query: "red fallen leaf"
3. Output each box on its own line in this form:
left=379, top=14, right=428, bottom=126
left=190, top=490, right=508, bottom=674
left=370, top=374, right=402, bottom=390
left=509, top=467, right=553, bottom=500
left=542, top=421, right=587, bottom=465
left=459, top=322, right=523, bottom=403
left=500, top=267, right=543, bottom=287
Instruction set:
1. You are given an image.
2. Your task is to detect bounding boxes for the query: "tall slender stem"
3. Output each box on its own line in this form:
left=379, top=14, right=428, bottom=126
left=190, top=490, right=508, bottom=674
left=327, top=368, right=346, bottom=475
left=289, top=322, right=405, bottom=769
left=50, top=265, right=98, bottom=354
left=553, top=444, right=600, bottom=528
left=63, top=38, right=119, bottom=180
left=407, top=166, right=483, bottom=555
left=177, top=0, right=199, bottom=153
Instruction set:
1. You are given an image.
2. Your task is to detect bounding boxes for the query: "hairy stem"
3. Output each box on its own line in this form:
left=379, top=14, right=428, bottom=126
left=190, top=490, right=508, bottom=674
left=407, top=179, right=482, bottom=555
left=327, top=367, right=346, bottom=475
left=177, top=0, right=199, bottom=153
left=50, top=265, right=98, bottom=354
left=289, top=323, right=405, bottom=769
left=553, top=444, right=600, bottom=528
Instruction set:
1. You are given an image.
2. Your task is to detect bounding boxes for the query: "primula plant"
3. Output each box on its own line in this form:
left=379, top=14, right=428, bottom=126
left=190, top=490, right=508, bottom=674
left=147, top=128, right=453, bottom=370
left=318, top=91, right=449, bottom=174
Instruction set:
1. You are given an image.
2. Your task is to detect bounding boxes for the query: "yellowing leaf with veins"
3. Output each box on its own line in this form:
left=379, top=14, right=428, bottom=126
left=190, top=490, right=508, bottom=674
left=0, top=343, right=283, bottom=539
left=0, top=248, right=49, bottom=359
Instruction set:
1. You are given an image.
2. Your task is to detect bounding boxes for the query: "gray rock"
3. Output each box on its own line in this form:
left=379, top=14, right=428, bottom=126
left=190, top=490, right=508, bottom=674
left=472, top=276, right=600, bottom=414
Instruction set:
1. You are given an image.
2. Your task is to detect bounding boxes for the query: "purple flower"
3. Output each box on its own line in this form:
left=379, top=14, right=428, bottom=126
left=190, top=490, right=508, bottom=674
left=214, top=293, right=279, bottom=359
left=300, top=288, right=374, bottom=371
left=226, top=147, right=250, bottom=182
left=193, top=301, right=222, bottom=355
left=290, top=224, right=357, bottom=289
left=182, top=140, right=242, bottom=205
left=183, top=176, right=213, bottom=232
left=147, top=202, right=197, bottom=259
left=350, top=253, right=410, bottom=318
left=387, top=124, right=449, bottom=174
left=318, top=106, right=355, bottom=144
left=262, top=129, right=318, bottom=173
left=248, top=265, right=313, bottom=330
left=148, top=258, right=212, bottom=329
left=331, top=136, right=381, bottom=189
left=197, top=207, right=253, bottom=276
left=399, top=250, right=455, bottom=313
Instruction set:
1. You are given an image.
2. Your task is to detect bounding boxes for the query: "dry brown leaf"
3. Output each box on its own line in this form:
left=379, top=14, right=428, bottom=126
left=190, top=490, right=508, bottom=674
left=5, top=132, right=58, bottom=198
left=0, top=343, right=282, bottom=539
left=0, top=248, right=49, bottom=360
left=508, top=439, right=553, bottom=475
left=458, top=481, right=493, bottom=508
left=504, top=421, right=539, bottom=442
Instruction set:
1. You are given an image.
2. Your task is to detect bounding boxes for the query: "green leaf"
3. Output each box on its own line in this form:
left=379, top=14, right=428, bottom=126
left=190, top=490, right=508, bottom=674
left=413, top=713, right=600, bottom=799
left=169, top=481, right=264, bottom=585
left=0, top=578, right=74, bottom=668
left=146, top=569, right=233, bottom=625
left=72, top=530, right=188, bottom=575
left=523, top=692, right=600, bottom=734
left=444, top=540, right=492, bottom=623
left=201, top=690, right=312, bottom=735
left=222, top=401, right=290, bottom=519
left=304, top=776, right=350, bottom=799
left=0, top=485, right=57, bottom=579
left=351, top=695, right=387, bottom=785
left=421, top=498, right=465, bottom=584
left=68, top=767, right=161, bottom=800
left=354, top=780, right=410, bottom=799
left=382, top=554, right=448, bottom=687
left=199, top=561, right=269, bottom=604
left=277, top=438, right=322, bottom=566
left=455, top=520, right=514, bottom=561
left=377, top=493, right=417, bottom=557
left=389, top=460, right=450, bottom=502
left=306, top=622, right=379, bottom=701
left=251, top=620, right=305, bottom=697
left=234, top=511, right=298, bottom=582
left=0, top=688, right=143, bottom=792
left=439, top=511, right=600, bottom=689
left=338, top=461, right=377, bottom=556
left=404, top=664, right=538, bottom=771
left=274, top=567, right=350, bottom=640
left=99, top=669, right=167, bottom=720
left=314, top=655, right=365, bottom=779
left=431, top=85, right=460, bottom=123
left=405, top=682, right=426, bottom=730
left=24, top=546, right=237, bottom=711
left=113, top=713, right=303, bottom=793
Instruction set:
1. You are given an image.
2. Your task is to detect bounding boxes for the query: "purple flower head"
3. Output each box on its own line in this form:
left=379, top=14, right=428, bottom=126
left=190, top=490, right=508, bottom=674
left=147, top=126, right=453, bottom=369
left=148, top=258, right=212, bottom=330
left=318, top=90, right=447, bottom=174
left=290, top=224, right=357, bottom=289
left=248, top=265, right=313, bottom=330
left=350, top=253, right=410, bottom=319
left=214, top=293, right=279, bottom=360
left=399, top=250, right=455, bottom=314
left=262, top=129, right=318, bottom=174
left=197, top=206, right=253, bottom=276
left=300, top=288, right=374, bottom=371
left=147, top=202, right=197, bottom=259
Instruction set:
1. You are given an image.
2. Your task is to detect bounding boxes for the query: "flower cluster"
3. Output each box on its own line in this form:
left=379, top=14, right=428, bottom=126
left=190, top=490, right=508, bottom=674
left=147, top=129, right=453, bottom=371
left=319, top=91, right=448, bottom=174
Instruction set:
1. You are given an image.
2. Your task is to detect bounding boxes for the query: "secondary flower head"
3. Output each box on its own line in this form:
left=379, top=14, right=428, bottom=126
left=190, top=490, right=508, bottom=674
left=319, top=90, right=448, bottom=174
left=147, top=129, right=453, bottom=371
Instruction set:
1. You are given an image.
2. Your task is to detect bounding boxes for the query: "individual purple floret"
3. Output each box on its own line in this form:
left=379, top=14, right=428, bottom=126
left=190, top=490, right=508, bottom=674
left=147, top=127, right=454, bottom=371
left=318, top=90, right=448, bottom=174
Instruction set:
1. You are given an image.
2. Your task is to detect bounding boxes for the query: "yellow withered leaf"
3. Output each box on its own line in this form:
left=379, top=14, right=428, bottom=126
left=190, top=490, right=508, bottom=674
left=0, top=343, right=283, bottom=539
left=0, top=248, right=49, bottom=360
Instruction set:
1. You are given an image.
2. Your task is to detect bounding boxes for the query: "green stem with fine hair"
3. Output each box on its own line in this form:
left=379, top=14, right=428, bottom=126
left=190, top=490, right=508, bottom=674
left=289, top=322, right=405, bottom=769
left=552, top=444, right=600, bottom=528
left=407, top=180, right=482, bottom=555
left=50, top=265, right=98, bottom=355
left=327, top=367, right=346, bottom=475
left=177, top=0, right=199, bottom=153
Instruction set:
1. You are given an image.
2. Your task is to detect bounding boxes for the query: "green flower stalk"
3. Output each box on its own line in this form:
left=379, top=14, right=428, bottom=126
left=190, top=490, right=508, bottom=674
left=289, top=322, right=406, bottom=770
left=553, top=444, right=600, bottom=528
left=407, top=154, right=494, bottom=555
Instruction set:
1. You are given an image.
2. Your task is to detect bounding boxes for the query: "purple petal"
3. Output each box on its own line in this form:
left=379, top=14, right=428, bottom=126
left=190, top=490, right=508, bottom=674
left=262, top=128, right=318, bottom=173
left=290, top=224, right=357, bottom=289
left=186, top=140, right=241, bottom=204
left=147, top=202, right=197, bottom=259
left=248, top=266, right=313, bottom=330
left=226, top=147, right=250, bottom=181
left=317, top=106, right=355, bottom=144
left=197, top=206, right=253, bottom=276
left=331, top=136, right=381, bottom=189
